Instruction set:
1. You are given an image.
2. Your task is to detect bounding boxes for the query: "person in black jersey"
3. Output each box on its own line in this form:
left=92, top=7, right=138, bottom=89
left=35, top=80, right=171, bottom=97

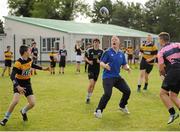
left=58, top=44, right=67, bottom=74
left=75, top=41, right=83, bottom=74
left=85, top=38, right=103, bottom=104
left=0, top=45, right=49, bottom=126
left=31, top=42, right=38, bottom=75
left=84, top=44, right=92, bottom=73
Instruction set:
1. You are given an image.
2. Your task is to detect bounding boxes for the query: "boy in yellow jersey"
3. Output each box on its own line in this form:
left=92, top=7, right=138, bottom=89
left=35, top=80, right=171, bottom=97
left=137, top=35, right=158, bottom=92
left=126, top=46, right=134, bottom=66
left=0, top=45, right=49, bottom=126
left=1, top=46, right=13, bottom=77
left=49, top=49, right=57, bottom=74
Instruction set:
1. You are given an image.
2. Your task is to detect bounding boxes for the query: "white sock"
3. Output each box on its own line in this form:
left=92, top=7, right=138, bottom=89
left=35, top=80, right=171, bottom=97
left=86, top=92, right=92, bottom=99
left=22, top=106, right=28, bottom=114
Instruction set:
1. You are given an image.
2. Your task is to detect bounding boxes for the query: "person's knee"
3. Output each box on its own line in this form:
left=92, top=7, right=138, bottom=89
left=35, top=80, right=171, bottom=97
left=29, top=101, right=35, bottom=107
left=160, top=89, right=168, bottom=98
left=103, top=93, right=111, bottom=100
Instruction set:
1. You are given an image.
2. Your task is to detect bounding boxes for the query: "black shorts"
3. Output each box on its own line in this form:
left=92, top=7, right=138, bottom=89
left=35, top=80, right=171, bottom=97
left=13, top=79, right=33, bottom=97
left=5, top=60, right=12, bottom=67
left=50, top=62, right=56, bottom=68
left=128, top=54, right=133, bottom=60
left=33, top=58, right=38, bottom=64
left=161, top=68, right=180, bottom=94
left=88, top=71, right=100, bottom=81
left=59, top=60, right=66, bottom=67
left=140, top=58, right=153, bottom=74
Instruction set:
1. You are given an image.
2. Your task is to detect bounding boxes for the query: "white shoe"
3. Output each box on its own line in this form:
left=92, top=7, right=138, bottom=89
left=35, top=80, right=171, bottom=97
left=94, top=109, right=102, bottom=118
left=119, top=106, right=130, bottom=114
left=167, top=113, right=179, bottom=124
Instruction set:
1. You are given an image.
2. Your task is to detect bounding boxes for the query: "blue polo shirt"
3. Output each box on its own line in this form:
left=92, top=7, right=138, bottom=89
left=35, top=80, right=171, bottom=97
left=100, top=48, right=127, bottom=79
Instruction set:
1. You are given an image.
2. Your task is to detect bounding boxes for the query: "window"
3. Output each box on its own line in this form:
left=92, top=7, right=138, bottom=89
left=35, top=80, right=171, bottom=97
left=81, top=38, right=93, bottom=50
left=124, top=40, right=132, bottom=48
left=41, top=37, right=60, bottom=52
left=22, top=38, right=34, bottom=46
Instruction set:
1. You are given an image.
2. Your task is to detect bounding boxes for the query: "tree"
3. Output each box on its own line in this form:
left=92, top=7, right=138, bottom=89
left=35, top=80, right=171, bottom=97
left=91, top=0, right=113, bottom=24
left=8, top=0, right=35, bottom=17
left=0, top=20, right=4, bottom=34
left=31, top=0, right=90, bottom=20
left=144, top=0, right=180, bottom=41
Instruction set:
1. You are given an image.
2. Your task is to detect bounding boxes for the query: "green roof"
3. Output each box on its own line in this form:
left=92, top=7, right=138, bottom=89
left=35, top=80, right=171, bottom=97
left=4, top=16, right=158, bottom=38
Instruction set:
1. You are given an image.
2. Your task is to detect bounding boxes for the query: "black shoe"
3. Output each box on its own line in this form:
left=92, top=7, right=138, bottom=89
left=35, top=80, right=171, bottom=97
left=86, top=98, right=90, bottom=104
left=0, top=119, right=8, bottom=126
left=20, top=110, right=28, bottom=121
left=143, top=86, right=147, bottom=90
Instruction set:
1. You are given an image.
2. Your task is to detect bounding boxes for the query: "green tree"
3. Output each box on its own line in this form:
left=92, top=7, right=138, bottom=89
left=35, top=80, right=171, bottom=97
left=8, top=0, right=35, bottom=17
left=31, top=0, right=90, bottom=20
left=91, top=0, right=113, bottom=24
left=0, top=20, right=4, bottom=34
left=144, top=0, right=180, bottom=41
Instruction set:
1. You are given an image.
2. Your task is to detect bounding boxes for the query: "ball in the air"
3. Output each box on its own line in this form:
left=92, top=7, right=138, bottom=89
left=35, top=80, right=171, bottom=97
left=99, top=7, right=109, bottom=17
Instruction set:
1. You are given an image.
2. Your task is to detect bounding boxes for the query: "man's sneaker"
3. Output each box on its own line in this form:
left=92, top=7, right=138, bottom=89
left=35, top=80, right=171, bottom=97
left=119, top=106, right=130, bottom=114
left=143, top=86, right=147, bottom=90
left=0, top=119, right=8, bottom=126
left=167, top=113, right=179, bottom=124
left=94, top=109, right=102, bottom=118
left=20, top=110, right=28, bottom=121
left=86, top=98, right=90, bottom=104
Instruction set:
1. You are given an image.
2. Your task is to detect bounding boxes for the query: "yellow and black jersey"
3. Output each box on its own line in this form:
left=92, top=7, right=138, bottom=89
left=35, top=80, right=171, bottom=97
left=126, top=47, right=133, bottom=55
left=4, top=51, right=13, bottom=60
left=140, top=42, right=158, bottom=62
left=11, top=58, right=42, bottom=87
left=49, top=52, right=57, bottom=62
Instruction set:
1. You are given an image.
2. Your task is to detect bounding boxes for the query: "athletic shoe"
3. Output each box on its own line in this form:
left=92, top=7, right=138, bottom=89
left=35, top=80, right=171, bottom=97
left=143, top=86, right=147, bottom=90
left=86, top=98, right=90, bottom=104
left=167, top=113, right=179, bottom=124
left=119, top=106, right=130, bottom=114
left=0, top=119, right=8, bottom=126
left=20, top=110, right=28, bottom=121
left=94, top=109, right=102, bottom=118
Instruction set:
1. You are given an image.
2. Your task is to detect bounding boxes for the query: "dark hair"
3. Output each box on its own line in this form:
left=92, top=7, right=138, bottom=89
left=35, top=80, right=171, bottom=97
left=159, top=32, right=170, bottom=42
left=93, top=38, right=100, bottom=43
left=7, top=46, right=10, bottom=48
left=19, top=45, right=29, bottom=56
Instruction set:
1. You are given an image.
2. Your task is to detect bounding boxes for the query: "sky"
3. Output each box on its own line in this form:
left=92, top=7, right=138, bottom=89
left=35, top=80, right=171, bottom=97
left=0, top=0, right=148, bottom=23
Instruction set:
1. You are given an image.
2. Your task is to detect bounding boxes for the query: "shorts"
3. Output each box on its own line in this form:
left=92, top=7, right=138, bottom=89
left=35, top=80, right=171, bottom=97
left=128, top=54, right=133, bottom=60
left=76, top=55, right=82, bottom=63
left=140, top=58, right=153, bottom=74
left=33, top=58, right=38, bottom=64
left=50, top=61, right=56, bottom=68
left=161, top=68, right=180, bottom=94
left=13, top=79, right=33, bottom=97
left=59, top=60, right=66, bottom=67
left=5, top=60, right=12, bottom=67
left=88, top=71, right=100, bottom=81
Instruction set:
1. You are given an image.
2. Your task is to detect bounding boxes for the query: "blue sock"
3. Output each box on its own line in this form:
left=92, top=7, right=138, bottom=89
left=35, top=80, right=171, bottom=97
left=4, top=112, right=11, bottom=119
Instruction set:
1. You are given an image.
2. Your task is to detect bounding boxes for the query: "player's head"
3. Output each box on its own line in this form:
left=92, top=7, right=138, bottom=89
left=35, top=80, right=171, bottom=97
left=111, top=36, right=120, bottom=50
left=32, top=42, right=36, bottom=48
left=7, top=46, right=11, bottom=51
left=158, top=32, right=170, bottom=46
left=147, top=35, right=152, bottom=42
left=93, top=38, right=100, bottom=49
left=19, top=45, right=31, bottom=57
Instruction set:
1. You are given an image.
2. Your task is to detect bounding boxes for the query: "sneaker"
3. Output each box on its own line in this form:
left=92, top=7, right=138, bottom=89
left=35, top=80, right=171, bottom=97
left=94, top=109, right=102, bottom=118
left=143, top=86, right=147, bottom=90
left=167, top=113, right=179, bottom=124
left=20, top=110, right=28, bottom=121
left=0, top=119, right=8, bottom=126
left=86, top=98, right=90, bottom=104
left=119, top=106, right=130, bottom=114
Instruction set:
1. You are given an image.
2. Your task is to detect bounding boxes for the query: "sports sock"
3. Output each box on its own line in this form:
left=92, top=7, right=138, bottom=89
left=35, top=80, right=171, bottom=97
left=168, top=107, right=175, bottom=115
left=22, top=106, right=28, bottom=114
left=86, top=92, right=92, bottom=99
left=138, top=85, right=141, bottom=89
left=144, top=83, right=148, bottom=89
left=4, top=112, right=11, bottom=119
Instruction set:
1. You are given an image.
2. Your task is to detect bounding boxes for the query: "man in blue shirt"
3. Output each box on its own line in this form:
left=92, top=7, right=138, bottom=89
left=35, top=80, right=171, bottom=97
left=94, top=36, right=131, bottom=118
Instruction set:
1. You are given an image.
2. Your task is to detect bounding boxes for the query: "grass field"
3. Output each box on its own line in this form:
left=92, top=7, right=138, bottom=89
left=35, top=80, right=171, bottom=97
left=0, top=64, right=180, bottom=131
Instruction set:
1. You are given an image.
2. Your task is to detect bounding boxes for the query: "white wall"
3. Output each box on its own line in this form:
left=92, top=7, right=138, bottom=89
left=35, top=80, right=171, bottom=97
left=0, top=35, right=6, bottom=61
left=4, top=19, right=104, bottom=62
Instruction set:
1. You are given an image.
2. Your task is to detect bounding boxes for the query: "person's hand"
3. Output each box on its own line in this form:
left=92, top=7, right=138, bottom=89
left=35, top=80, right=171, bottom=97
left=42, top=67, right=50, bottom=71
left=160, top=75, right=165, bottom=81
left=146, top=58, right=152, bottom=62
left=105, top=63, right=111, bottom=71
left=88, top=60, right=93, bottom=65
left=16, top=86, right=26, bottom=95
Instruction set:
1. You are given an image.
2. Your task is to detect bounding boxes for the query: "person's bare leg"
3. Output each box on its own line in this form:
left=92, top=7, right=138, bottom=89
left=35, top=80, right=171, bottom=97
left=1, top=66, right=7, bottom=77
left=143, top=72, right=149, bottom=90
left=21, top=95, right=35, bottom=114
left=137, top=70, right=145, bottom=92
left=169, top=92, right=180, bottom=109
left=86, top=79, right=95, bottom=103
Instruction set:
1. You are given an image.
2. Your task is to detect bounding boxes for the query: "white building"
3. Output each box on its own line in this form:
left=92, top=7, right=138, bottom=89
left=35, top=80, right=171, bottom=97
left=1, top=16, right=158, bottom=62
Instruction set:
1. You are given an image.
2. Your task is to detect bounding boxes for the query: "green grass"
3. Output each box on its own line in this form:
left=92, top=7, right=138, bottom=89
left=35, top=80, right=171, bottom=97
left=0, top=64, right=179, bottom=131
